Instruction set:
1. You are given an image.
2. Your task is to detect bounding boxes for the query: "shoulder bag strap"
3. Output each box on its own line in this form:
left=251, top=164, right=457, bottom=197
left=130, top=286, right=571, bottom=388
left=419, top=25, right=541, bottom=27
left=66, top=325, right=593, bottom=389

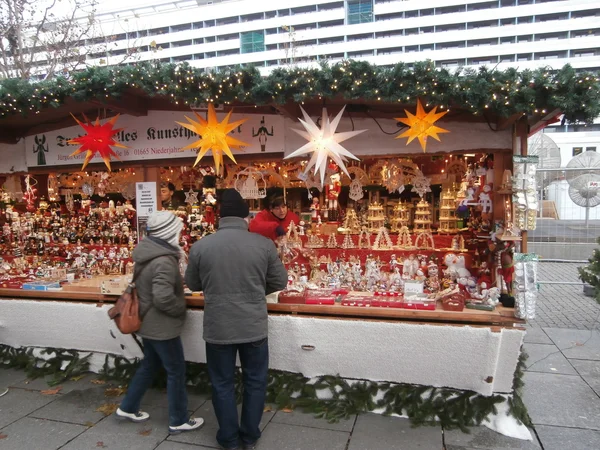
left=130, top=260, right=150, bottom=286
left=131, top=254, right=179, bottom=285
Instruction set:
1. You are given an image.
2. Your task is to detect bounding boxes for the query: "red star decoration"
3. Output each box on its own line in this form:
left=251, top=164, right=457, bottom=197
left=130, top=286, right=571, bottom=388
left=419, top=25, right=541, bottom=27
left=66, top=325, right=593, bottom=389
left=68, top=114, right=127, bottom=171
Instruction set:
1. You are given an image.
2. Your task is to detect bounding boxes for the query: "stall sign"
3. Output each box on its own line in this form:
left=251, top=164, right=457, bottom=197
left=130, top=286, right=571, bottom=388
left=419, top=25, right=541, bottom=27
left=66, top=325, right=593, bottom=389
left=24, top=111, right=284, bottom=168
left=136, top=182, right=157, bottom=242
left=404, top=280, right=424, bottom=295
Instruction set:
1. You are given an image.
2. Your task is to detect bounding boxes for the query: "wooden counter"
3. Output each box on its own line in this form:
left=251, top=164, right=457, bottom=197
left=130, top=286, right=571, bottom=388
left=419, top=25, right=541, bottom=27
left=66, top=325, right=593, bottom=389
left=0, top=288, right=524, bottom=328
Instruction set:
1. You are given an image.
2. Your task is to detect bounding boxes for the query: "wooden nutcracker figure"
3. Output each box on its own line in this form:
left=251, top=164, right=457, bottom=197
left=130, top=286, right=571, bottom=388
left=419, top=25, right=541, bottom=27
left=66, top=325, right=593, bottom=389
left=310, top=196, right=320, bottom=222
left=326, top=166, right=342, bottom=222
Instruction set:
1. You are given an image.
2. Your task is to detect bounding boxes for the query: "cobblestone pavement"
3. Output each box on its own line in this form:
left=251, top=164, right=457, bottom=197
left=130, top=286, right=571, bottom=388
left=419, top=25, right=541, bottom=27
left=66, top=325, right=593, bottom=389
left=531, top=262, right=600, bottom=330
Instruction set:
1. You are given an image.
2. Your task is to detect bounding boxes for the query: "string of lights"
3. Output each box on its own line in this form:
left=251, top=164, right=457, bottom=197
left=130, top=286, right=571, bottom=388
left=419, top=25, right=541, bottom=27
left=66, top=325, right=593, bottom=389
left=0, top=60, right=598, bottom=123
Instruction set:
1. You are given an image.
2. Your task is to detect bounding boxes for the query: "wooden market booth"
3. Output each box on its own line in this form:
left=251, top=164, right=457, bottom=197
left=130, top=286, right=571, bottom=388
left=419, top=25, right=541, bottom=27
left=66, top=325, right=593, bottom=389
left=0, top=62, right=597, bottom=423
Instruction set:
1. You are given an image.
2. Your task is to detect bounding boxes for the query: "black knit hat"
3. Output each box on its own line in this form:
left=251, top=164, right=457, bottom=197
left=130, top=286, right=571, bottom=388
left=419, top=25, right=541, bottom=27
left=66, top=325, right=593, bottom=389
left=220, top=189, right=249, bottom=218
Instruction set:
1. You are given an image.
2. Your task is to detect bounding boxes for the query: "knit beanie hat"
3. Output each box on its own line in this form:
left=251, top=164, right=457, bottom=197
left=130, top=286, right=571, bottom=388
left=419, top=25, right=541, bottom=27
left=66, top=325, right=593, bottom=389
left=146, top=211, right=183, bottom=248
left=220, top=189, right=249, bottom=218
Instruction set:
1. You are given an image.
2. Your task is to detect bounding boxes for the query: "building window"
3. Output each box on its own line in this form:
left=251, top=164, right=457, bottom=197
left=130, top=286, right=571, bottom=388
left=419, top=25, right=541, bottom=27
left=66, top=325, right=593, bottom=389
left=240, top=31, right=265, bottom=53
left=573, top=147, right=583, bottom=156
left=587, top=147, right=597, bottom=152
left=347, top=0, right=373, bottom=25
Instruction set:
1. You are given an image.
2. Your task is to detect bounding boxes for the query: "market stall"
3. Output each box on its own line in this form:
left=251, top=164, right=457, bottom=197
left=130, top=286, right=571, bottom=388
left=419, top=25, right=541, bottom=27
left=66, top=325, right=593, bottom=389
left=1, top=61, right=598, bottom=434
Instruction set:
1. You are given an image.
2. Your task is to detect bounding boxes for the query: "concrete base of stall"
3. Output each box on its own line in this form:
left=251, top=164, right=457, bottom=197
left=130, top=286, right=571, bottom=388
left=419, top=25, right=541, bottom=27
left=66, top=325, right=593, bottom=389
left=0, top=299, right=524, bottom=396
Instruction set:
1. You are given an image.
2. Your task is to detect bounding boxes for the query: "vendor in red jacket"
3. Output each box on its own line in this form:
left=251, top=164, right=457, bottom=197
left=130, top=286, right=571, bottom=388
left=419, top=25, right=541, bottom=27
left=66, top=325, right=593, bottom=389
left=249, top=195, right=300, bottom=241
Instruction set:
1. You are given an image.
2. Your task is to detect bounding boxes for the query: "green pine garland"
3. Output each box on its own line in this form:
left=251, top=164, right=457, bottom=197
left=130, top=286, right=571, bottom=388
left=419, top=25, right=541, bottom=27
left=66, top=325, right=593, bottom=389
left=0, top=344, right=91, bottom=387
left=0, top=343, right=530, bottom=431
left=0, top=60, right=598, bottom=124
left=508, top=350, right=532, bottom=427
left=578, top=237, right=600, bottom=304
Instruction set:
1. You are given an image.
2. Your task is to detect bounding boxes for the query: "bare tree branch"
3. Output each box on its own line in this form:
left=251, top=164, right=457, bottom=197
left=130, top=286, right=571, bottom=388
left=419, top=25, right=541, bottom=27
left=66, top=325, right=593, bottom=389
left=0, top=0, right=140, bottom=80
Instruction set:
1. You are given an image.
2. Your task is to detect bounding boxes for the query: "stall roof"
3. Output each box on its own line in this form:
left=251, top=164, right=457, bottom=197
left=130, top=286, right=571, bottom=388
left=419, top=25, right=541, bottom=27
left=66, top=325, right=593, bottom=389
left=0, top=60, right=597, bottom=143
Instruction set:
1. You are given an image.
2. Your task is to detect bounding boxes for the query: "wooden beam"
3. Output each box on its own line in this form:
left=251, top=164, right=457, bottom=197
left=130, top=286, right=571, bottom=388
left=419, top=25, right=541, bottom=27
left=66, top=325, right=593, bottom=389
left=269, top=102, right=301, bottom=121
left=496, top=112, right=523, bottom=131
left=0, top=128, right=23, bottom=144
left=528, top=108, right=562, bottom=136
left=89, top=93, right=149, bottom=117
left=19, top=111, right=111, bottom=138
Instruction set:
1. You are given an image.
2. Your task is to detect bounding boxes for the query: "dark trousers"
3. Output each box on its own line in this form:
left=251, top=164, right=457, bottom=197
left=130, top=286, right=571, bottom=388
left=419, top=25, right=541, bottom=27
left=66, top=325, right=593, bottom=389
left=206, top=338, right=269, bottom=449
left=120, top=336, right=188, bottom=427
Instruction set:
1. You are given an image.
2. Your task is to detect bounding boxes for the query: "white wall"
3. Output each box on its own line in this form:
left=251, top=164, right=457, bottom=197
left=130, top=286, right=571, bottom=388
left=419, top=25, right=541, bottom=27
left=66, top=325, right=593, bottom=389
left=283, top=116, right=512, bottom=157
left=0, top=141, right=27, bottom=174
left=0, top=299, right=524, bottom=395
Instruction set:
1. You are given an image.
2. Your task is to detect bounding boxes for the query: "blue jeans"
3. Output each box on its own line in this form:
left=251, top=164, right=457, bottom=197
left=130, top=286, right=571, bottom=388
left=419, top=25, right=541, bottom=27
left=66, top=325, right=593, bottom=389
left=206, top=338, right=269, bottom=449
left=120, top=336, right=189, bottom=427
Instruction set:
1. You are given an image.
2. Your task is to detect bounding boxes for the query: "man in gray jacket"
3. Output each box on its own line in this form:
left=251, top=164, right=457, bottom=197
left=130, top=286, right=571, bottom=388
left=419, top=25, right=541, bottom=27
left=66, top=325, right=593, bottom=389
left=185, top=189, right=288, bottom=450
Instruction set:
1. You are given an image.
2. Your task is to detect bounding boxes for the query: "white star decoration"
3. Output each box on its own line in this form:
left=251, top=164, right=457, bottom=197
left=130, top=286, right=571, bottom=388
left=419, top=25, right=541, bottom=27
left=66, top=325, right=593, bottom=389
left=411, top=173, right=432, bottom=199
left=285, top=106, right=366, bottom=187
left=185, top=189, right=199, bottom=205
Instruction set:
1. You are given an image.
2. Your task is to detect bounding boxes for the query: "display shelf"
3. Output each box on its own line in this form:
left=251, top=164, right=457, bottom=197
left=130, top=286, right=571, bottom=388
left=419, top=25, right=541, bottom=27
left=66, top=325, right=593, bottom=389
left=267, top=302, right=524, bottom=328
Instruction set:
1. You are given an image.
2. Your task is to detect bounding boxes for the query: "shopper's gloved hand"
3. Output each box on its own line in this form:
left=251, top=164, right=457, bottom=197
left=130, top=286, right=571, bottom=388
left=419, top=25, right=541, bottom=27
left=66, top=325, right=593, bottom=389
left=275, top=226, right=286, bottom=237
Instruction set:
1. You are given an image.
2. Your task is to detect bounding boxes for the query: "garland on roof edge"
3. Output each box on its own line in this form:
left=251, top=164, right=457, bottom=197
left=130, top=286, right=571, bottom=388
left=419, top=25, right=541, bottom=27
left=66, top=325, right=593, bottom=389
left=0, top=343, right=531, bottom=432
left=0, top=60, right=598, bottom=124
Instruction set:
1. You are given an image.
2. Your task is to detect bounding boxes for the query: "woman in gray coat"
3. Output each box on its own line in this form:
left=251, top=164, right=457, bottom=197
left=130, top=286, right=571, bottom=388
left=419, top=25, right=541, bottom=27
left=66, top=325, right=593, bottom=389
left=116, top=211, right=203, bottom=434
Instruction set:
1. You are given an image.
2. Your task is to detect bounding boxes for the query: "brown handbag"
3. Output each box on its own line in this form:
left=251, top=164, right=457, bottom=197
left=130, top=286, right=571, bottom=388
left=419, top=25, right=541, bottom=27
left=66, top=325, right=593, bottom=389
left=107, top=263, right=146, bottom=334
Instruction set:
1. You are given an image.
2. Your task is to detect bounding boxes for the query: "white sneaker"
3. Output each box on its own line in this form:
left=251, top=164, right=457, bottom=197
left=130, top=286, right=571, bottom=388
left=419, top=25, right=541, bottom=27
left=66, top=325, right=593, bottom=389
left=116, top=407, right=150, bottom=422
left=169, top=417, right=204, bottom=433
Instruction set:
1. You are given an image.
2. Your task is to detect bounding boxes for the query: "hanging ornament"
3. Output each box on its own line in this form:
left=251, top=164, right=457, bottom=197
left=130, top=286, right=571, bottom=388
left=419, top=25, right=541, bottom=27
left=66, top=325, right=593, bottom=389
left=382, top=164, right=406, bottom=194
left=185, top=189, right=199, bottom=205
left=68, top=114, right=128, bottom=171
left=23, top=175, right=38, bottom=212
left=2, top=174, right=23, bottom=202
left=411, top=172, right=432, bottom=198
left=81, top=182, right=94, bottom=198
left=47, top=173, right=60, bottom=202
left=122, top=182, right=137, bottom=200
left=296, top=168, right=328, bottom=199
left=65, top=190, right=75, bottom=212
left=395, top=99, right=449, bottom=152
left=96, top=173, right=109, bottom=197
left=176, top=104, right=249, bottom=173
left=234, top=167, right=267, bottom=199
left=349, top=177, right=364, bottom=201
left=285, top=106, right=366, bottom=187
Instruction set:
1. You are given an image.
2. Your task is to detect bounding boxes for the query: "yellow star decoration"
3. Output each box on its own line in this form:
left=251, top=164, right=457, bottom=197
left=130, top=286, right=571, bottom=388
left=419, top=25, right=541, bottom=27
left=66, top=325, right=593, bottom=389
left=176, top=103, right=249, bottom=173
left=395, top=99, right=449, bottom=152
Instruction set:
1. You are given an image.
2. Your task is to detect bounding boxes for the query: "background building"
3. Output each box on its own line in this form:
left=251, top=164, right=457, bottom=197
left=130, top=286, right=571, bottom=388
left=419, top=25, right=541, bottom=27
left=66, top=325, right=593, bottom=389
left=89, top=0, right=599, bottom=75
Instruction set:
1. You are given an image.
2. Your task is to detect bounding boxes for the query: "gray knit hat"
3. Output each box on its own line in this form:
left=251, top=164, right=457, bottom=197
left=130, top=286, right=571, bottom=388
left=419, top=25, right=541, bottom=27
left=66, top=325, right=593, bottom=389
left=146, top=211, right=183, bottom=242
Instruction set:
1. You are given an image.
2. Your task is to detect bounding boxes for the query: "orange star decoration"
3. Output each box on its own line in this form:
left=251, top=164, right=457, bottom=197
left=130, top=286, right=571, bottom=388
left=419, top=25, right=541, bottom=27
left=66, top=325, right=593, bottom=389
left=395, top=99, right=449, bottom=152
left=176, top=103, right=249, bottom=173
left=68, top=114, right=127, bottom=171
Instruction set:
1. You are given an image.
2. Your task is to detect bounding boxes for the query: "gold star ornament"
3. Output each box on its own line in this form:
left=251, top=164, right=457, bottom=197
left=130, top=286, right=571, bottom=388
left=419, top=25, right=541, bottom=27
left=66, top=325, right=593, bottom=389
left=395, top=99, right=449, bottom=152
left=176, top=103, right=249, bottom=172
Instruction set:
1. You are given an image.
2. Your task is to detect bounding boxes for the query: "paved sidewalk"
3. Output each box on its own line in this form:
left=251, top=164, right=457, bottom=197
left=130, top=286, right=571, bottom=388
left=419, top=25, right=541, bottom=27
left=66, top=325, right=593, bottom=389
left=522, top=326, right=600, bottom=450
left=0, top=367, right=523, bottom=450
left=2, top=325, right=600, bottom=450
left=531, top=262, right=600, bottom=330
